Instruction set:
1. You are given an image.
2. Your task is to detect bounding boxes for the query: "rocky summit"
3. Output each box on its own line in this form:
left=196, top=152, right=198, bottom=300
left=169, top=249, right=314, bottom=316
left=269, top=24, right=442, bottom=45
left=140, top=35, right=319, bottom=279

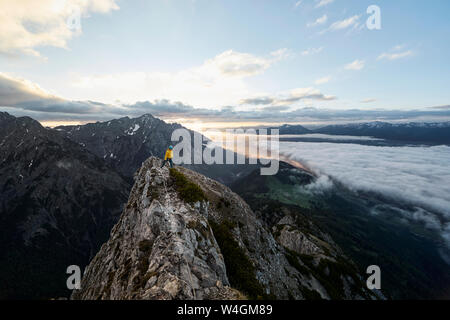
left=72, top=157, right=379, bottom=300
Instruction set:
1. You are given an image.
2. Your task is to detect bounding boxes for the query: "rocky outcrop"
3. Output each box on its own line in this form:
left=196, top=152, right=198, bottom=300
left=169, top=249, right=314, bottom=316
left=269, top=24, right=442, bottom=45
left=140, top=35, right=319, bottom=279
left=275, top=216, right=323, bottom=256
left=72, top=157, right=239, bottom=299
left=72, top=157, right=378, bottom=300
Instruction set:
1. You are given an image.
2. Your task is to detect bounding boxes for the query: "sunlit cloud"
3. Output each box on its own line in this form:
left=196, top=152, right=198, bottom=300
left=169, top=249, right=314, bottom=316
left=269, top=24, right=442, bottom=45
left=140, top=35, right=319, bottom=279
left=307, top=14, right=328, bottom=27
left=301, top=47, right=324, bottom=56
left=320, top=14, right=361, bottom=34
left=378, top=50, right=413, bottom=61
left=240, top=87, right=336, bottom=106
left=0, top=0, right=119, bottom=57
left=315, top=0, right=334, bottom=9
left=329, top=15, right=360, bottom=30
left=314, top=76, right=332, bottom=85
left=345, top=59, right=365, bottom=71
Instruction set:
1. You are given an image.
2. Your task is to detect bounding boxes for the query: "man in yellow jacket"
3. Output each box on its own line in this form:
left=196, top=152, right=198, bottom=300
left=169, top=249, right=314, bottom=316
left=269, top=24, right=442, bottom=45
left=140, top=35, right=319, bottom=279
left=160, top=145, right=174, bottom=168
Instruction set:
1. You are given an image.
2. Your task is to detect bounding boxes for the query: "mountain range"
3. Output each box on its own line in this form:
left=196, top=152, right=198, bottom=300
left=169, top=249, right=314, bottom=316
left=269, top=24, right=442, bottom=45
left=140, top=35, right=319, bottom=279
left=1, top=111, right=448, bottom=299
left=270, top=121, right=450, bottom=145
left=55, top=114, right=258, bottom=185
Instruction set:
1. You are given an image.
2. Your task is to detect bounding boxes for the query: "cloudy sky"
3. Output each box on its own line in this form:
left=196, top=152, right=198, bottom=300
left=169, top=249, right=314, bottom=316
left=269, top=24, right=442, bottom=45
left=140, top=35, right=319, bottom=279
left=0, top=0, right=449, bottom=127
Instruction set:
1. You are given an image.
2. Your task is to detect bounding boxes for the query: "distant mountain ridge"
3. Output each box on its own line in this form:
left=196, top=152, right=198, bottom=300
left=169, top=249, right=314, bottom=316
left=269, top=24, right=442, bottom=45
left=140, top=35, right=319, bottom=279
left=268, top=124, right=311, bottom=134
left=272, top=121, right=450, bottom=144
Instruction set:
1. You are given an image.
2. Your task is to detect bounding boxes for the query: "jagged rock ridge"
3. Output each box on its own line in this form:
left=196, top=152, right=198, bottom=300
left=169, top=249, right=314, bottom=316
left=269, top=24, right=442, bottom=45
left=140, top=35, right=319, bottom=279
left=73, top=157, right=378, bottom=300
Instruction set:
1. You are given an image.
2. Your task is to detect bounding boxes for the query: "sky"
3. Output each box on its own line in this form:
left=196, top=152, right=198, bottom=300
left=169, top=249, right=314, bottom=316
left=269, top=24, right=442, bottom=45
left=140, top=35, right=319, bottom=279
left=0, top=0, right=450, bottom=128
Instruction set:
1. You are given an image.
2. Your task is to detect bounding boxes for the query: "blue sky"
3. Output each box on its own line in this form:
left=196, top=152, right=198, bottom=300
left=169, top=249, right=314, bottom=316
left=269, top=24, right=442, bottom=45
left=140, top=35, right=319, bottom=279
left=0, top=0, right=449, bottom=126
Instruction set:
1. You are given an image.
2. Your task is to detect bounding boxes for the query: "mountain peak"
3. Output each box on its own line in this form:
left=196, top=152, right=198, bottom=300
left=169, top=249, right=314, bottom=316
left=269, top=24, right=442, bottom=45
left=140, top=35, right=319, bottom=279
left=0, top=111, right=11, bottom=119
left=137, top=113, right=156, bottom=120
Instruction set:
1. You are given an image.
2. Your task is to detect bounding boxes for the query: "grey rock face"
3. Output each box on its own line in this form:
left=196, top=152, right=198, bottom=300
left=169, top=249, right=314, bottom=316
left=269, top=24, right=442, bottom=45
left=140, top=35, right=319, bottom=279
left=72, top=158, right=240, bottom=300
left=276, top=226, right=322, bottom=256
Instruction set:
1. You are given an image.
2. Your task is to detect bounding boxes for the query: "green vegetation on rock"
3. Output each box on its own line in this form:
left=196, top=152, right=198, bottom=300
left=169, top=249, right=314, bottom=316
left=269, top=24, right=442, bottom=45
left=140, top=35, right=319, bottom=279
left=169, top=168, right=207, bottom=204
left=209, top=220, right=268, bottom=299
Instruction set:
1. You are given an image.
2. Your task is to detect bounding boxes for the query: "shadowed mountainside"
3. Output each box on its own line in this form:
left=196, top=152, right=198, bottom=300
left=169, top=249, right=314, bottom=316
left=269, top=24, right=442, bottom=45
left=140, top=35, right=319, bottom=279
left=0, top=112, right=131, bottom=299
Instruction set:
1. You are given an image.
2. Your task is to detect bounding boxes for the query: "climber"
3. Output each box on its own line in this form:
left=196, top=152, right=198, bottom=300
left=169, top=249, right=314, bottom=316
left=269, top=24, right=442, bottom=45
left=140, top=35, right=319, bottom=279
left=160, top=145, right=174, bottom=168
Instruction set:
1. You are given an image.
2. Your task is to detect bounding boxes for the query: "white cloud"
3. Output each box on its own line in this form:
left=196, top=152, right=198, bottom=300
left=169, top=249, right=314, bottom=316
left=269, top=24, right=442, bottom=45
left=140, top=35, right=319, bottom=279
left=305, top=175, right=334, bottom=194
left=270, top=48, right=292, bottom=61
left=282, top=87, right=336, bottom=104
left=393, top=44, right=405, bottom=51
left=345, top=59, right=365, bottom=71
left=314, top=76, right=332, bottom=85
left=0, top=72, right=60, bottom=105
left=307, top=14, right=328, bottom=27
left=70, top=49, right=288, bottom=107
left=301, top=47, right=324, bottom=56
left=378, top=50, right=413, bottom=61
left=329, top=15, right=361, bottom=30
left=0, top=0, right=119, bottom=57
left=315, top=0, right=334, bottom=8
left=240, top=87, right=336, bottom=106
left=206, top=50, right=274, bottom=77
left=280, top=142, right=450, bottom=245
left=294, top=1, right=303, bottom=8
left=361, top=98, right=377, bottom=103
left=0, top=72, right=115, bottom=115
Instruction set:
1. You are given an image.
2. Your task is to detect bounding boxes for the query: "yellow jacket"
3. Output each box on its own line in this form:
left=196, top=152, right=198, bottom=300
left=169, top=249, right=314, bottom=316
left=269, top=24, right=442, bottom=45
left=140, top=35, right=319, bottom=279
left=164, top=148, right=173, bottom=160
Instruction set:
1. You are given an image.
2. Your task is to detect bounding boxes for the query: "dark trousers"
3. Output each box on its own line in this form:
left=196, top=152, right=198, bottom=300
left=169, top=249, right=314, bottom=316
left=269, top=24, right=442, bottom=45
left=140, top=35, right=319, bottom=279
left=161, top=158, right=173, bottom=168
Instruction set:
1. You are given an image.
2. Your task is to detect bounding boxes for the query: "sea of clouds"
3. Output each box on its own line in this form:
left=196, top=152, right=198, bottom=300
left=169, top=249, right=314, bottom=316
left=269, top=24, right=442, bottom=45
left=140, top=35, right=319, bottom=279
left=278, top=134, right=384, bottom=141
left=279, top=142, right=450, bottom=245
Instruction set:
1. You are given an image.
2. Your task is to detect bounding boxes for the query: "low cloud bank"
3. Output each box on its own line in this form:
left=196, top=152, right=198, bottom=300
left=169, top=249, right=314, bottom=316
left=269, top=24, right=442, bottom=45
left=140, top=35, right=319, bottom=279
left=280, top=142, right=450, bottom=245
